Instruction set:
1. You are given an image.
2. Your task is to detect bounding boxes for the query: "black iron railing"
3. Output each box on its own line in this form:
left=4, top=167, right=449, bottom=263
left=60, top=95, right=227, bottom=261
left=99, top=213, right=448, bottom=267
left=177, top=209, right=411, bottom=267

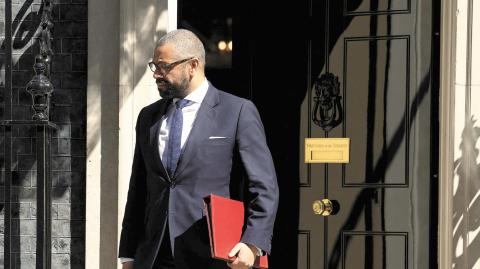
left=1, top=0, right=56, bottom=268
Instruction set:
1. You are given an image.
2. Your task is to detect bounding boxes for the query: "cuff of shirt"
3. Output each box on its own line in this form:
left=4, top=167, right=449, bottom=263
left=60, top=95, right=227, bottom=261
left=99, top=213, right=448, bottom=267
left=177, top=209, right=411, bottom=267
left=245, top=243, right=263, bottom=256
left=255, top=246, right=263, bottom=256
left=119, top=257, right=134, bottom=263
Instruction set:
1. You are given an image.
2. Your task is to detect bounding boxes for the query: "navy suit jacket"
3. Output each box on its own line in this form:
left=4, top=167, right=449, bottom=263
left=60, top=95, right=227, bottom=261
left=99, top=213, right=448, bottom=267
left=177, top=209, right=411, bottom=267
left=118, top=85, right=279, bottom=269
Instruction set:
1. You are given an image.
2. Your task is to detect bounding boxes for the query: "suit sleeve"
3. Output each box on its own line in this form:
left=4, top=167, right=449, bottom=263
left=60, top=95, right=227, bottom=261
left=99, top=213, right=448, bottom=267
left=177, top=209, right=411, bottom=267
left=118, top=110, right=147, bottom=258
left=236, top=100, right=279, bottom=254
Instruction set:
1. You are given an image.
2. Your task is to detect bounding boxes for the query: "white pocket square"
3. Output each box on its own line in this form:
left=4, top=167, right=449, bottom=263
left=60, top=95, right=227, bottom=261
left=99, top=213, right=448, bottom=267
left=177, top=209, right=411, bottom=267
left=209, top=136, right=227, bottom=139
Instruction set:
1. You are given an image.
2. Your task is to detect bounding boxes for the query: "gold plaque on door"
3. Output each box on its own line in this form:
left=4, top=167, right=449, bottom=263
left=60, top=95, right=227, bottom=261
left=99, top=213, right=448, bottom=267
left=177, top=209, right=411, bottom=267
left=305, top=138, right=350, bottom=163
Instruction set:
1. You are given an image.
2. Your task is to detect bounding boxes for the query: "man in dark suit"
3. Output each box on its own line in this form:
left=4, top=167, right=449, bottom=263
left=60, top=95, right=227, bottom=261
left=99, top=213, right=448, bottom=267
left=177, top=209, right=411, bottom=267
left=118, top=29, right=279, bottom=269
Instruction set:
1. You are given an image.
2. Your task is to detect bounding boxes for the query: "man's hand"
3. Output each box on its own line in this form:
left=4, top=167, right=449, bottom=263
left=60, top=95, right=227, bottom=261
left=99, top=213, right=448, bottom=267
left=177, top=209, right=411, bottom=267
left=227, top=242, right=257, bottom=269
left=122, top=261, right=134, bottom=269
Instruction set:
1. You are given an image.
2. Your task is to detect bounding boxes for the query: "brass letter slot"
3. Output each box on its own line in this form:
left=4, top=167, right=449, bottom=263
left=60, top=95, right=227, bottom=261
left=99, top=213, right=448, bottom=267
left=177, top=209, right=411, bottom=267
left=305, top=138, right=350, bottom=163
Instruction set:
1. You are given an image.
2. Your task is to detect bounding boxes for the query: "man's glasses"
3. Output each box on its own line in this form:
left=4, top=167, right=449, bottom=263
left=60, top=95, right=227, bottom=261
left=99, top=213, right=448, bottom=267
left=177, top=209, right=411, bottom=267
left=148, top=57, right=194, bottom=74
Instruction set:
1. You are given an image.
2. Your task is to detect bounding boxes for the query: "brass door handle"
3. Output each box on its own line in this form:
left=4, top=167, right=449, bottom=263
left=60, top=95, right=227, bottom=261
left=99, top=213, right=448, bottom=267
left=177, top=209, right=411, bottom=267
left=312, top=199, right=334, bottom=216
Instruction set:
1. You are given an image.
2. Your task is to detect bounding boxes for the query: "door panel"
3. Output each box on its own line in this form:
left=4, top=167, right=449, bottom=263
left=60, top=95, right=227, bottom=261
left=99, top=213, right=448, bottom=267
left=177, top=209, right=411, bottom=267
left=345, top=0, right=410, bottom=15
left=342, top=36, right=409, bottom=187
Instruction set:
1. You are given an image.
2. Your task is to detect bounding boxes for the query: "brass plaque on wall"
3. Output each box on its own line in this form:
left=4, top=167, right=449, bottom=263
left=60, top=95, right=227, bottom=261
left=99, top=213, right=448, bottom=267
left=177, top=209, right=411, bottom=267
left=305, top=138, right=350, bottom=163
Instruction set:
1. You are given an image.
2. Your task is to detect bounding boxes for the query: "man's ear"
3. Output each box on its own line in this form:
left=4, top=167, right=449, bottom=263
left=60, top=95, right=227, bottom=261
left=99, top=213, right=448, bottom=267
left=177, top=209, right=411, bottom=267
left=189, top=58, right=200, bottom=74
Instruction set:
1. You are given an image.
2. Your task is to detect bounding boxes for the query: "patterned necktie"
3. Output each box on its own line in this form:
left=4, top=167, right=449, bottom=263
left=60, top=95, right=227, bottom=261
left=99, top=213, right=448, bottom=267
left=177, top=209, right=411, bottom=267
left=166, top=99, right=189, bottom=177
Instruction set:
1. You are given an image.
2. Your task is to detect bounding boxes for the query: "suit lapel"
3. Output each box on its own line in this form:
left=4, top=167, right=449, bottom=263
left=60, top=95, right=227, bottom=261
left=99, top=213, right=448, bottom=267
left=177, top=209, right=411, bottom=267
left=149, top=98, right=173, bottom=181
left=173, top=86, right=220, bottom=180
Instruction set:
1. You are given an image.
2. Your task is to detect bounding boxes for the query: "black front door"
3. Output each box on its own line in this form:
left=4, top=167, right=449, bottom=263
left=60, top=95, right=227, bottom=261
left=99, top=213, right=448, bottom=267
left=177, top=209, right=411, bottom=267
left=179, top=0, right=439, bottom=267
left=232, top=0, right=438, bottom=268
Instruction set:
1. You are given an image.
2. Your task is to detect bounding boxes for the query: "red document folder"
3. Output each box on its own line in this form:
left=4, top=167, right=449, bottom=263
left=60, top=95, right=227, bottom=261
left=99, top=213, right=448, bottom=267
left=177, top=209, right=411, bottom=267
left=203, top=194, right=269, bottom=269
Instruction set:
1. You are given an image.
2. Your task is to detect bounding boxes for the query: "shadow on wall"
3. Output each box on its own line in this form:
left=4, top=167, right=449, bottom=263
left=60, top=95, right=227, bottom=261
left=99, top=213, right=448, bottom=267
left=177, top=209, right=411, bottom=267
left=86, top=1, right=167, bottom=160
left=452, top=117, right=480, bottom=268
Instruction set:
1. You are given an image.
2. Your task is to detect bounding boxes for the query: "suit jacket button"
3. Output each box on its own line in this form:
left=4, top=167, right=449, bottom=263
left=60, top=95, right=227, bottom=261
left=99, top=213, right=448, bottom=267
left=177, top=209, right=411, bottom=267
left=170, top=182, right=176, bottom=188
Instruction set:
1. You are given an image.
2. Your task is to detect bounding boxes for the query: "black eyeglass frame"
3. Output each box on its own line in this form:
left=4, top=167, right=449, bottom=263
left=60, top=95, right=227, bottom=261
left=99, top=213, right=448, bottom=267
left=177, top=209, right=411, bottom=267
left=148, top=57, right=195, bottom=74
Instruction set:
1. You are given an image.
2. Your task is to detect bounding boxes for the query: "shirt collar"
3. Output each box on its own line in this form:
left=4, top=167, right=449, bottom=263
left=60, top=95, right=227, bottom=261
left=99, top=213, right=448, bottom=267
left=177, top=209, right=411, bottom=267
left=174, top=78, right=209, bottom=105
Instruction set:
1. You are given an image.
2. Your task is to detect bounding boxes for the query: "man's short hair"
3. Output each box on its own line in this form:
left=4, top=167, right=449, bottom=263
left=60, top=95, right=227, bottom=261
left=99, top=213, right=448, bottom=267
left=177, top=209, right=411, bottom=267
left=157, top=29, right=206, bottom=68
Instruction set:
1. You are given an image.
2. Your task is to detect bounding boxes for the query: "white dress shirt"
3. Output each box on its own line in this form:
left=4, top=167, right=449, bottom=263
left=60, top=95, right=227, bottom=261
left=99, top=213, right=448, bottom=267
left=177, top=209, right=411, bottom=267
left=158, top=78, right=209, bottom=163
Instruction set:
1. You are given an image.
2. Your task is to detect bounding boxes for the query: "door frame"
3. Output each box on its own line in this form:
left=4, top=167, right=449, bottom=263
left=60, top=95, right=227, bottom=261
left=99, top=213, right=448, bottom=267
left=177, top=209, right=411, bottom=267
left=174, top=0, right=452, bottom=267
left=102, top=0, right=460, bottom=267
left=439, top=0, right=457, bottom=267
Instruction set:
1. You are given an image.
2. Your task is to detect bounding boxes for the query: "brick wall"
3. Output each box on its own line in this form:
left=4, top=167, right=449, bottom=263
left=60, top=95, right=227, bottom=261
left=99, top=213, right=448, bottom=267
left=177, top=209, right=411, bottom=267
left=1, top=0, right=87, bottom=268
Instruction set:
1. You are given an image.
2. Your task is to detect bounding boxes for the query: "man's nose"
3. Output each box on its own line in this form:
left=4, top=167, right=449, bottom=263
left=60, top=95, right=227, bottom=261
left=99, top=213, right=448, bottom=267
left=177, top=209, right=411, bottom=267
left=153, top=70, right=164, bottom=79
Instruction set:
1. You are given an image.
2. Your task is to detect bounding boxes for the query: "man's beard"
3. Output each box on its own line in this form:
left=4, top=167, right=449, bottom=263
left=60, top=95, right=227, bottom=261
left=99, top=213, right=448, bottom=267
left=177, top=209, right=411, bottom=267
left=157, top=76, right=189, bottom=99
